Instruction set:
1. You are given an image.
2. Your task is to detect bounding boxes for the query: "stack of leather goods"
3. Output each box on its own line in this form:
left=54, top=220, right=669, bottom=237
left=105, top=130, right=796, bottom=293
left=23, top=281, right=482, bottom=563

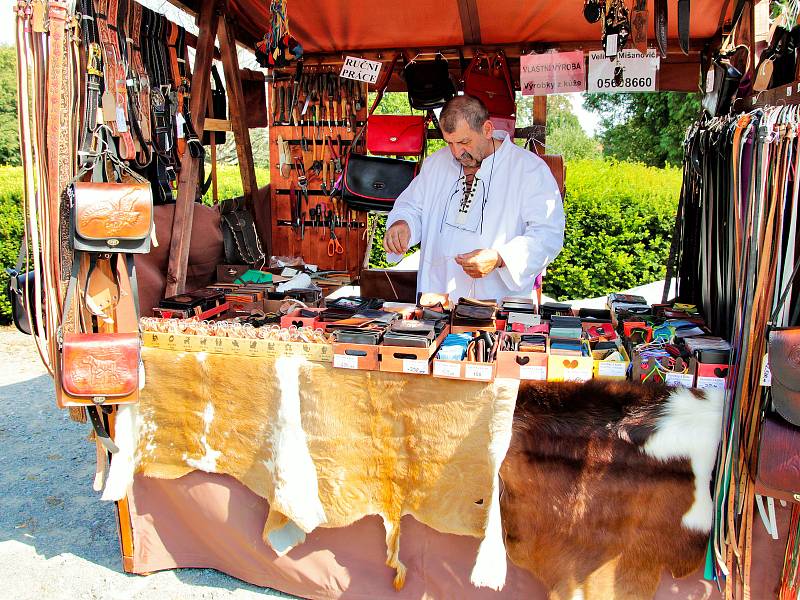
left=540, top=301, right=573, bottom=320
left=157, top=288, right=225, bottom=319
left=451, top=298, right=497, bottom=329
left=321, top=296, right=385, bottom=321
left=326, top=307, right=398, bottom=345
left=548, top=315, right=585, bottom=356
left=382, top=320, right=438, bottom=348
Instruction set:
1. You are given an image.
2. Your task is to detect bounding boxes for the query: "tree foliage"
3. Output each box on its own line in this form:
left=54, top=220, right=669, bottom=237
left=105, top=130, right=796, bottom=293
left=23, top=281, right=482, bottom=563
left=584, top=92, right=700, bottom=167
left=0, top=46, right=20, bottom=167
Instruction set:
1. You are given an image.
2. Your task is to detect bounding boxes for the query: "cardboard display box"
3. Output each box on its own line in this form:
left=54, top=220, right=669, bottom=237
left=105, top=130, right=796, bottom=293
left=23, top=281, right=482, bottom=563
left=379, top=327, right=449, bottom=375
left=431, top=358, right=496, bottom=381
left=496, top=350, right=548, bottom=380
left=332, top=342, right=380, bottom=371
left=547, top=339, right=593, bottom=382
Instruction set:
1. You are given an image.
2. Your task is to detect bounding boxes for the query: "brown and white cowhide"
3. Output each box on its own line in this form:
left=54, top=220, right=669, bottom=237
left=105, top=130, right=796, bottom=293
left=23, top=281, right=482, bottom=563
left=102, top=348, right=519, bottom=591
left=500, top=380, right=723, bottom=600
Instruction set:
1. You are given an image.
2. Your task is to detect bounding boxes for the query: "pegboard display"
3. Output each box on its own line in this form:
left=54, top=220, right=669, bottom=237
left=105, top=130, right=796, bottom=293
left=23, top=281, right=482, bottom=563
left=267, top=68, right=369, bottom=273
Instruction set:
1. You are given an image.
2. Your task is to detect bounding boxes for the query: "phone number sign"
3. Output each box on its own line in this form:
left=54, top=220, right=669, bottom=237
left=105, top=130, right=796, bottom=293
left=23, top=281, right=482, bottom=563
left=587, top=49, right=660, bottom=93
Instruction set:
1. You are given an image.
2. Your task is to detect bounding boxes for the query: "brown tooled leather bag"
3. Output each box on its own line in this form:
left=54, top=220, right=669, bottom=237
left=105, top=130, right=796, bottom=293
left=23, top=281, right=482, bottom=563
left=756, top=261, right=800, bottom=501
left=69, top=130, right=154, bottom=253
left=60, top=332, right=140, bottom=407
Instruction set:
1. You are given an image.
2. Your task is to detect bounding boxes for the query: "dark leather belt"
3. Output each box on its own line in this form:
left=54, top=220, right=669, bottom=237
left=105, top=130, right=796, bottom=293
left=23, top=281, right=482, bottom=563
left=78, top=0, right=102, bottom=160
left=678, top=0, right=690, bottom=54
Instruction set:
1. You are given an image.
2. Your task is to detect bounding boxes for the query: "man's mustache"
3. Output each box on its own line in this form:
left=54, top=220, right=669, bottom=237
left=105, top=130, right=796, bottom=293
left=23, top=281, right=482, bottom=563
left=458, top=151, right=475, bottom=163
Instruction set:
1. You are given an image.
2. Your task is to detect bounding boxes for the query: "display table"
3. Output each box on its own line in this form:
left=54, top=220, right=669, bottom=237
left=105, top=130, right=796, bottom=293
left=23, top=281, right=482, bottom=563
left=113, top=347, right=788, bottom=599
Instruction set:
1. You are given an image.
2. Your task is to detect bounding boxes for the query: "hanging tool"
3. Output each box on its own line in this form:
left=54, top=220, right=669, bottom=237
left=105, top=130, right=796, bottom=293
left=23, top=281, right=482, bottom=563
left=327, top=211, right=344, bottom=256
left=309, top=134, right=323, bottom=176
left=272, top=81, right=280, bottom=126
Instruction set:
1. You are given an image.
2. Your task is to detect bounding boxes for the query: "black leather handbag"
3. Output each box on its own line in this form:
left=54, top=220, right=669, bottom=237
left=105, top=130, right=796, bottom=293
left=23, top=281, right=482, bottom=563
left=219, top=196, right=265, bottom=266
left=5, top=234, right=39, bottom=335
left=202, top=65, right=226, bottom=145
left=403, top=55, right=456, bottom=111
left=342, top=153, right=419, bottom=213
left=702, top=58, right=744, bottom=117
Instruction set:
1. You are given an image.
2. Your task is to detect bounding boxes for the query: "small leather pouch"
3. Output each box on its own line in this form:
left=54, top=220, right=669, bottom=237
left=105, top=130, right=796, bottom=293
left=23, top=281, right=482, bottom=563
left=60, top=332, right=140, bottom=406
left=70, top=181, right=154, bottom=253
left=366, top=115, right=426, bottom=156
left=768, top=328, right=800, bottom=425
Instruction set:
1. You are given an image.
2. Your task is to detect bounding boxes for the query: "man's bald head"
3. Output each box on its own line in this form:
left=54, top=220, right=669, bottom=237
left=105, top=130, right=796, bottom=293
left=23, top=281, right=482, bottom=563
left=440, top=95, right=490, bottom=133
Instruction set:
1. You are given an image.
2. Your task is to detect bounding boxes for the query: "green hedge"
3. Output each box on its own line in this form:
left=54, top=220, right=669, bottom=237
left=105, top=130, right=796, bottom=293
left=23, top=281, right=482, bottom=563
left=369, top=159, right=681, bottom=301
left=0, top=167, right=23, bottom=323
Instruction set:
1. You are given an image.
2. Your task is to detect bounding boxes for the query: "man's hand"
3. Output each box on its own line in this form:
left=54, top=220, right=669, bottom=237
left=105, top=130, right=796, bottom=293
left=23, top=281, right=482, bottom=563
left=455, top=249, right=504, bottom=279
left=383, top=220, right=411, bottom=254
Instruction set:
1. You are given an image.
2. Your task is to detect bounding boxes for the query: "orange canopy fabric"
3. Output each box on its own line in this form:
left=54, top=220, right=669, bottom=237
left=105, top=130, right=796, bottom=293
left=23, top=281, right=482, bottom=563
left=209, top=0, right=732, bottom=54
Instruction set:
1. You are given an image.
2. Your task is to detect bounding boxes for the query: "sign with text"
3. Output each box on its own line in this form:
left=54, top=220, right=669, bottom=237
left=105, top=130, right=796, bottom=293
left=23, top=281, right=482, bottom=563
left=520, top=51, right=586, bottom=95
left=340, top=56, right=382, bottom=84
left=587, top=49, right=660, bottom=93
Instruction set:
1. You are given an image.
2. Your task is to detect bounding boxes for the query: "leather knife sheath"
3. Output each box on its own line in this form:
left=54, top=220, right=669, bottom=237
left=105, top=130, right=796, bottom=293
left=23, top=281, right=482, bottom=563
left=655, top=0, right=668, bottom=57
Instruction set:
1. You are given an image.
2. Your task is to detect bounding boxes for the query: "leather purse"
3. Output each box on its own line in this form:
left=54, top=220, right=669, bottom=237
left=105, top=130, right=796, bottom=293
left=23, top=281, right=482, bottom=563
left=5, top=233, right=40, bottom=335
left=60, top=332, right=140, bottom=406
left=342, top=153, right=419, bottom=213
left=403, top=55, right=456, bottom=110
left=701, top=7, right=750, bottom=117
left=219, top=196, right=265, bottom=266
left=366, top=115, right=426, bottom=156
left=755, top=261, right=800, bottom=501
left=70, top=181, right=154, bottom=254
left=463, top=50, right=516, bottom=118
left=768, top=328, right=800, bottom=425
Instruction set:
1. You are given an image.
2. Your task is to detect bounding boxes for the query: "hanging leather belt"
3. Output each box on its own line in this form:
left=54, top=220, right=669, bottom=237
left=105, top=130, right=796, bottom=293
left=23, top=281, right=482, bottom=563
left=129, top=1, right=151, bottom=149
left=677, top=0, right=690, bottom=54
left=140, top=6, right=175, bottom=202
left=116, top=0, right=150, bottom=167
left=174, top=24, right=203, bottom=161
left=96, top=0, right=136, bottom=160
left=77, top=0, right=102, bottom=160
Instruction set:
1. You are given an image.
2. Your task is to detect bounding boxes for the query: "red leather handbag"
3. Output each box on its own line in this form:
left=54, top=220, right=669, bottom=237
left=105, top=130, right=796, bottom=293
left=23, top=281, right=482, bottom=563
left=463, top=50, right=516, bottom=118
left=367, top=115, right=426, bottom=156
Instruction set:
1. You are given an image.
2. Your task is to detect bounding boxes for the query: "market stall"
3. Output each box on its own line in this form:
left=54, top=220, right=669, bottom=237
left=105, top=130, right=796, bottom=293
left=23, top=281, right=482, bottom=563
left=9, top=0, right=799, bottom=599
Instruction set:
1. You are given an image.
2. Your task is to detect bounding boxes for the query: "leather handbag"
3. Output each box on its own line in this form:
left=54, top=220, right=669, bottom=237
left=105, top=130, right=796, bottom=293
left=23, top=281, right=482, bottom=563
left=202, top=64, right=226, bottom=145
left=701, top=6, right=750, bottom=117
left=755, top=261, right=800, bottom=501
left=70, top=181, right=154, bottom=254
left=60, top=332, right=140, bottom=406
left=5, top=232, right=40, bottom=335
left=463, top=50, right=516, bottom=118
left=342, top=153, right=419, bottom=213
left=403, top=54, right=456, bottom=110
left=768, top=328, right=800, bottom=425
left=366, top=115, right=426, bottom=156
left=219, top=196, right=265, bottom=266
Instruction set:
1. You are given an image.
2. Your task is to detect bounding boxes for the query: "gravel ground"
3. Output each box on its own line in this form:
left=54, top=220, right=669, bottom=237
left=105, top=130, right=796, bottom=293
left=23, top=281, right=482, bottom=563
left=0, top=325, right=298, bottom=600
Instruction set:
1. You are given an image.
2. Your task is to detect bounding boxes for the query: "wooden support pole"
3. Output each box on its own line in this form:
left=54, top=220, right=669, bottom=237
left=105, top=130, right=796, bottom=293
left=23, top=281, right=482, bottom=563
left=165, top=0, right=220, bottom=297
left=532, top=96, right=547, bottom=151
left=218, top=19, right=259, bottom=196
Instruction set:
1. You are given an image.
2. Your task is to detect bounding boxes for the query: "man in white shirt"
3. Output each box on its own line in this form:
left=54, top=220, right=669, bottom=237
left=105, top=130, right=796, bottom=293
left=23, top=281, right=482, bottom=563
left=383, top=95, right=565, bottom=303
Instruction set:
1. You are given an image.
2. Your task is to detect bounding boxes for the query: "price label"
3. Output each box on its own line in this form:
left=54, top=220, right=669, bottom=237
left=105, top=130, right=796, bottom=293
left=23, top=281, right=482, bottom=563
left=433, top=361, right=461, bottom=378
left=564, top=368, right=592, bottom=382
left=403, top=359, right=429, bottom=375
left=334, top=353, right=359, bottom=370
left=465, top=364, right=493, bottom=380
left=598, top=361, right=627, bottom=378
left=519, top=365, right=547, bottom=381
left=665, top=372, right=695, bottom=388
left=588, top=49, right=659, bottom=93
left=761, top=353, right=772, bottom=386
left=697, top=376, right=726, bottom=390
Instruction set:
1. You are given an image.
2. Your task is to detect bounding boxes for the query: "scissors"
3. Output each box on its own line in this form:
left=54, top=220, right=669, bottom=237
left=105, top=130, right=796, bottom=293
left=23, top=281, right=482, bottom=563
left=327, top=211, right=343, bottom=256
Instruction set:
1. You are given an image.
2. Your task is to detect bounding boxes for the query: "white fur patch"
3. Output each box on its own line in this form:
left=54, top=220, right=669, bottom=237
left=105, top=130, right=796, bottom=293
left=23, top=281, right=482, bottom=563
left=263, top=356, right=326, bottom=549
left=183, top=402, right=222, bottom=472
left=469, top=378, right=519, bottom=590
left=642, top=387, right=724, bottom=532
left=102, top=404, right=141, bottom=501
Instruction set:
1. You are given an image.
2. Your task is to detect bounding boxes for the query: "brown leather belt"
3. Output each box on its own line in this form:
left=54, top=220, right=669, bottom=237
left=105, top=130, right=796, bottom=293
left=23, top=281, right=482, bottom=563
left=96, top=0, right=136, bottom=160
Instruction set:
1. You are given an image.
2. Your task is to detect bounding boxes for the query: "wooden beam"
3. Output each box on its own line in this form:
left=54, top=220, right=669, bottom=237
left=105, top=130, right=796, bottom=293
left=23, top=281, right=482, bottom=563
left=219, top=15, right=270, bottom=252
left=165, top=0, right=220, bottom=297
left=456, top=0, right=482, bottom=46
